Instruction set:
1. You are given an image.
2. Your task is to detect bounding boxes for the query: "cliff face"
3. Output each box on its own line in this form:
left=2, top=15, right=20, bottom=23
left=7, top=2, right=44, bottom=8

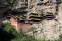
left=27, top=2, right=62, bottom=41
left=1, top=0, right=62, bottom=41
left=25, top=0, right=62, bottom=40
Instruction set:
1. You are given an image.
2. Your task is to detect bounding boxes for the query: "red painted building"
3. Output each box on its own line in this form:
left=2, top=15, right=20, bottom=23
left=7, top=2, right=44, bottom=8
left=10, top=17, right=32, bottom=32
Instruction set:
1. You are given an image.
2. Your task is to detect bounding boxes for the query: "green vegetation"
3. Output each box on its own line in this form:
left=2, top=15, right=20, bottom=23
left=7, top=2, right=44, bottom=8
left=1, top=23, right=45, bottom=41
left=2, top=23, right=15, bottom=33
left=28, top=27, right=37, bottom=38
left=2, top=23, right=62, bottom=41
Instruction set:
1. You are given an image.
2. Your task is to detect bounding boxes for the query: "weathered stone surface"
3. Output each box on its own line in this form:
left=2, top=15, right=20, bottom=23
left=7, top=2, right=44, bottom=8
left=1, top=0, right=62, bottom=41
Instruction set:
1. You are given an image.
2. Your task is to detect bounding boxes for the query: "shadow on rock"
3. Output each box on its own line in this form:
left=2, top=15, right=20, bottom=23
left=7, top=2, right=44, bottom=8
left=0, top=28, right=15, bottom=41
